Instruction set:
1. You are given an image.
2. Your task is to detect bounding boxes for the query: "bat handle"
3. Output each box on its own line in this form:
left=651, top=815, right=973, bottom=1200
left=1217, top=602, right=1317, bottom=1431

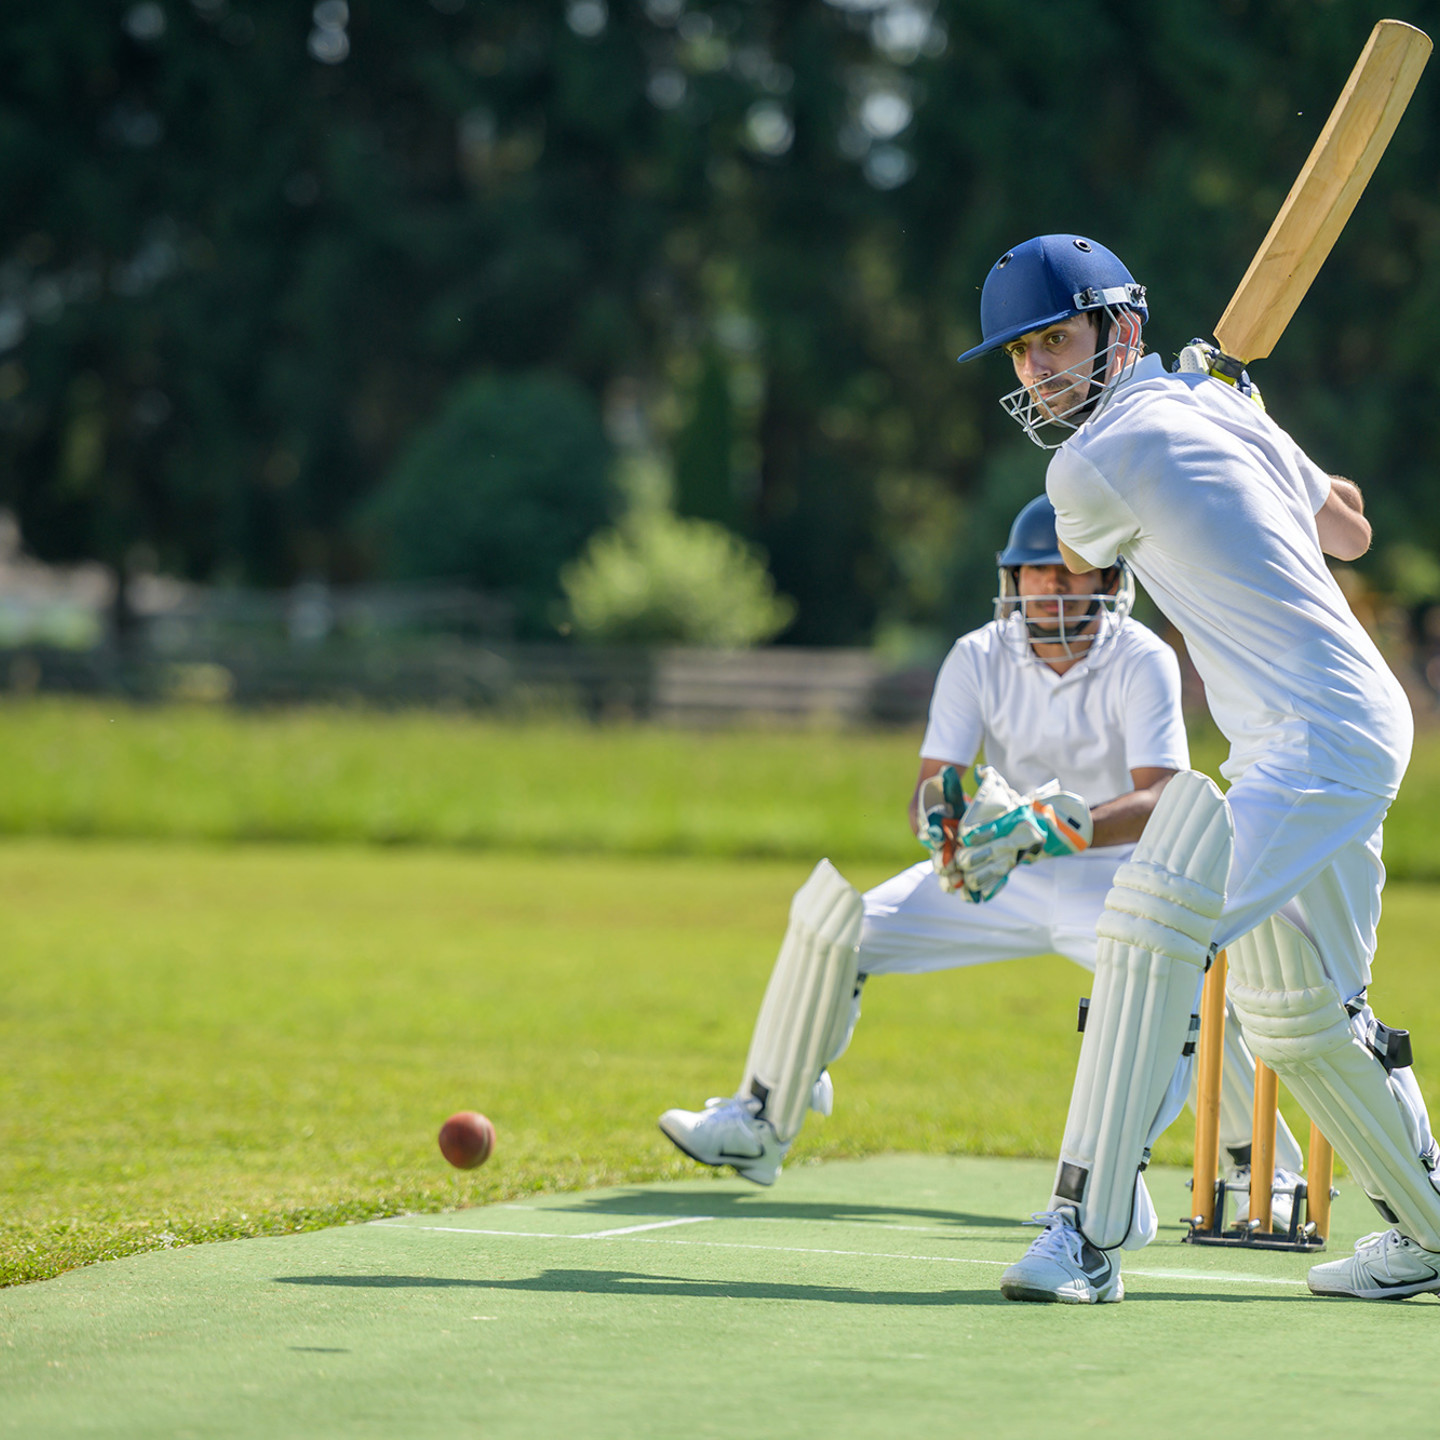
left=1207, top=349, right=1248, bottom=381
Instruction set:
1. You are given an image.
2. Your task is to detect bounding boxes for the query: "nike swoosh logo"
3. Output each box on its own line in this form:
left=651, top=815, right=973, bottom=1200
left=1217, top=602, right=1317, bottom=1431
left=715, top=1146, right=765, bottom=1162
left=1371, top=1267, right=1438, bottom=1289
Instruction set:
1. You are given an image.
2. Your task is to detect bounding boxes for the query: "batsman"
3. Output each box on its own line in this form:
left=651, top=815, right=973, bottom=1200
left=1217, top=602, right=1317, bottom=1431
left=659, top=494, right=1308, bottom=1220
left=960, top=232, right=1440, bottom=1304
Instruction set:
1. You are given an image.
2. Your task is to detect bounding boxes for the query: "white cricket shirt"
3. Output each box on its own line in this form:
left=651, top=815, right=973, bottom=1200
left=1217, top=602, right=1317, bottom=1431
left=919, top=616, right=1188, bottom=807
left=1047, top=354, right=1412, bottom=797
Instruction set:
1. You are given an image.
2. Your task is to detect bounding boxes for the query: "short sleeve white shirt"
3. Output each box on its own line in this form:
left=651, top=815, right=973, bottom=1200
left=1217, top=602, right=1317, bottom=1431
left=919, top=616, right=1189, bottom=808
left=1046, top=354, right=1411, bottom=796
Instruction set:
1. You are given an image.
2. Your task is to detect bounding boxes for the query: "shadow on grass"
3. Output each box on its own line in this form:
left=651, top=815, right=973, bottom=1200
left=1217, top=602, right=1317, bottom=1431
left=274, top=1272, right=1304, bottom=1306
left=276, top=1270, right=1007, bottom=1305
left=532, top=1188, right=1019, bottom=1230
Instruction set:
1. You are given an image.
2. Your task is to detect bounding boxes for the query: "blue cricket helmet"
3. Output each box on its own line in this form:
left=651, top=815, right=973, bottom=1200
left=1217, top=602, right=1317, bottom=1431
left=996, top=494, right=1064, bottom=568
left=957, top=235, right=1148, bottom=364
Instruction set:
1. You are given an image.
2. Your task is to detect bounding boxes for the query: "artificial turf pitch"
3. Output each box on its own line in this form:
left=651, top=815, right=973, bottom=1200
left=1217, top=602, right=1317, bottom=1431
left=3, top=1153, right=1434, bottom=1440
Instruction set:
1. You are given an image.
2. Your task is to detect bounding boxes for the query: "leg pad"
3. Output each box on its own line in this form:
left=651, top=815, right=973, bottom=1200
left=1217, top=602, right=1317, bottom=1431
left=1051, top=771, right=1234, bottom=1249
left=1228, top=915, right=1440, bottom=1250
left=741, top=861, right=862, bottom=1143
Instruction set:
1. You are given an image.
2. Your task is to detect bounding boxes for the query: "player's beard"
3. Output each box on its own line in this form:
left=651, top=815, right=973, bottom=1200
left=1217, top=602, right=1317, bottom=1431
left=1031, top=370, right=1093, bottom=422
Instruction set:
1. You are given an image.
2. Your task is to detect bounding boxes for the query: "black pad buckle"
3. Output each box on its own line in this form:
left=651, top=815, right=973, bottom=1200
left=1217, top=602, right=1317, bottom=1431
left=1056, top=1162, right=1088, bottom=1203
left=1182, top=1013, right=1199, bottom=1057
left=1346, top=997, right=1415, bottom=1073
left=1371, top=1021, right=1414, bottom=1073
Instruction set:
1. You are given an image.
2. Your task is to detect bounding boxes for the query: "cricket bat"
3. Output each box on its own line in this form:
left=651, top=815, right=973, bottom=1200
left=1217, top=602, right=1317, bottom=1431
left=1213, top=19, right=1431, bottom=364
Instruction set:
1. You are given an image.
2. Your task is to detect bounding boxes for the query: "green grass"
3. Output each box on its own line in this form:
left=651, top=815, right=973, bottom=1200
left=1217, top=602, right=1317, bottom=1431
left=3, top=1160, right=1423, bottom=1440
left=6, top=699, right=1440, bottom=1292
left=0, top=701, right=920, bottom=861
left=5, top=838, right=1440, bottom=1291
left=2, top=697, right=1439, bottom=875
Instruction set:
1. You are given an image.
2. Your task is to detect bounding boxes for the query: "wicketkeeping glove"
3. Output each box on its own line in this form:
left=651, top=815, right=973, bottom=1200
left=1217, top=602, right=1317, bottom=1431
left=918, top=763, right=971, bottom=894
left=954, top=772, right=1094, bottom=904
left=1173, top=338, right=1265, bottom=410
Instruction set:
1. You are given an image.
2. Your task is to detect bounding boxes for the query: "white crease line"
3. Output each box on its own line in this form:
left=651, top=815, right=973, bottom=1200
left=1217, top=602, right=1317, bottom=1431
left=577, top=1216, right=716, bottom=1238
left=371, top=1221, right=1307, bottom=1286
left=370, top=1223, right=573, bottom=1239
left=678, top=1216, right=965, bottom=1236
left=1127, top=1267, right=1305, bottom=1287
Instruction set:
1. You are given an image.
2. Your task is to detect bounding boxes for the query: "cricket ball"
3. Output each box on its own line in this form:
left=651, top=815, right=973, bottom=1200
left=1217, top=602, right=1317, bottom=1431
left=438, top=1111, right=496, bottom=1170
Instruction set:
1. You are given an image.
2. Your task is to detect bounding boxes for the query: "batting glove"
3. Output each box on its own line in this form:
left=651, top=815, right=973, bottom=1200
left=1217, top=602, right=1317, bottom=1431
left=1174, top=339, right=1265, bottom=410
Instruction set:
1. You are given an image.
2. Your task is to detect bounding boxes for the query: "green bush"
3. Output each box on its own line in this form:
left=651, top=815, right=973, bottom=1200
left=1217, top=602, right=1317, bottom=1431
left=361, top=372, right=613, bottom=634
left=561, top=510, right=795, bottom=647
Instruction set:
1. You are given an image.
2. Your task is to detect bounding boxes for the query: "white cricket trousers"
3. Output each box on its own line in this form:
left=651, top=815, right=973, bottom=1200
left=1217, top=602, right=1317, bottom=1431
left=1214, top=762, right=1391, bottom=1003
left=857, top=850, right=1127, bottom=977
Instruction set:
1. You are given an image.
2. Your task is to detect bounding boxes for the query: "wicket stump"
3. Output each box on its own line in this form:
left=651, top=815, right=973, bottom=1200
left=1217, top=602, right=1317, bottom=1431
left=1184, top=949, right=1335, bottom=1251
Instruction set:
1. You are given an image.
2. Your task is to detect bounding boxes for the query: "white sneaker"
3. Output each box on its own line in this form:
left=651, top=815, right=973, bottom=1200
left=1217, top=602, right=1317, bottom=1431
left=1000, top=1209, right=1124, bottom=1304
left=1229, top=1165, right=1302, bottom=1233
left=1308, top=1229, right=1440, bottom=1300
left=657, top=1095, right=790, bottom=1185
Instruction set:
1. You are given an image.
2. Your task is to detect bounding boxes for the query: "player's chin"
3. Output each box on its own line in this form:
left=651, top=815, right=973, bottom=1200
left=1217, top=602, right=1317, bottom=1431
left=1032, top=387, right=1084, bottom=421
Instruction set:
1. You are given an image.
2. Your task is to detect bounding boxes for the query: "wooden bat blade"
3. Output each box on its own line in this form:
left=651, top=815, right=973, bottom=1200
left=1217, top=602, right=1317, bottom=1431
left=1214, top=19, right=1431, bottom=363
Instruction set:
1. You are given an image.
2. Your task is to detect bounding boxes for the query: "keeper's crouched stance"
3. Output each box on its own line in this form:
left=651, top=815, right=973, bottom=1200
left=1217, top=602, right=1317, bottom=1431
left=658, top=497, right=1301, bottom=1203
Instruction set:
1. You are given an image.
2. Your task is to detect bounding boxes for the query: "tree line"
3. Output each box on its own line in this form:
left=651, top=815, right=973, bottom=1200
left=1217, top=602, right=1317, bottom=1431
left=2, top=0, right=1437, bottom=646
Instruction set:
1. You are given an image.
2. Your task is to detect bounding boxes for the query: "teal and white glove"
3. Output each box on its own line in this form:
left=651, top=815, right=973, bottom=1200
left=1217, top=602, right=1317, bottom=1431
left=918, top=763, right=970, bottom=894
left=1025, top=779, right=1096, bottom=857
left=956, top=771, right=1093, bottom=904
left=1174, top=339, right=1265, bottom=410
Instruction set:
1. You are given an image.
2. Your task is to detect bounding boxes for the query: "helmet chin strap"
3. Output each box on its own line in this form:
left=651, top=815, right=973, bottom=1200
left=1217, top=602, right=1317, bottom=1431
left=1071, top=309, right=1142, bottom=423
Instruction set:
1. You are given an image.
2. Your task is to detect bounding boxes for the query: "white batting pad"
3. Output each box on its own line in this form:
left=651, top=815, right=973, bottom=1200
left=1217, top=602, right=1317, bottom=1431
left=741, top=860, right=863, bottom=1143
left=1051, top=770, right=1234, bottom=1249
left=1228, top=914, right=1440, bottom=1249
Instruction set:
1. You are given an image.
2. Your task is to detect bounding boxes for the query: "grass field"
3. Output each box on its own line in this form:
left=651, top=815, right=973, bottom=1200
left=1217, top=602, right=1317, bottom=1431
left=5, top=1156, right=1428, bottom=1440
left=7, top=700, right=1440, bottom=1435
left=5, top=832, right=1440, bottom=1291
left=4, top=697, right=1440, bottom=874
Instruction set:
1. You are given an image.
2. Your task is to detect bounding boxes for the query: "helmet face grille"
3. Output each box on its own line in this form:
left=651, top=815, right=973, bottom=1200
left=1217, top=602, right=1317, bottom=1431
left=993, top=566, right=1135, bottom=661
left=997, top=306, right=1143, bottom=449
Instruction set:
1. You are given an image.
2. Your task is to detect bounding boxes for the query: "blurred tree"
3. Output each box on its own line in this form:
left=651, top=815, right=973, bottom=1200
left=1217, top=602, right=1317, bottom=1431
left=672, top=346, right=737, bottom=528
left=0, top=0, right=1436, bottom=646
left=562, top=508, right=794, bottom=647
left=359, top=372, right=613, bottom=635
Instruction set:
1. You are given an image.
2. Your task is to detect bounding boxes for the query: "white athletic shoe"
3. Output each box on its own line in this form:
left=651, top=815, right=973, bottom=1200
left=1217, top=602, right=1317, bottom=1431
left=1228, top=1165, right=1302, bottom=1234
left=999, top=1209, right=1124, bottom=1305
left=1307, top=1229, right=1440, bottom=1300
left=657, top=1095, right=790, bottom=1185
